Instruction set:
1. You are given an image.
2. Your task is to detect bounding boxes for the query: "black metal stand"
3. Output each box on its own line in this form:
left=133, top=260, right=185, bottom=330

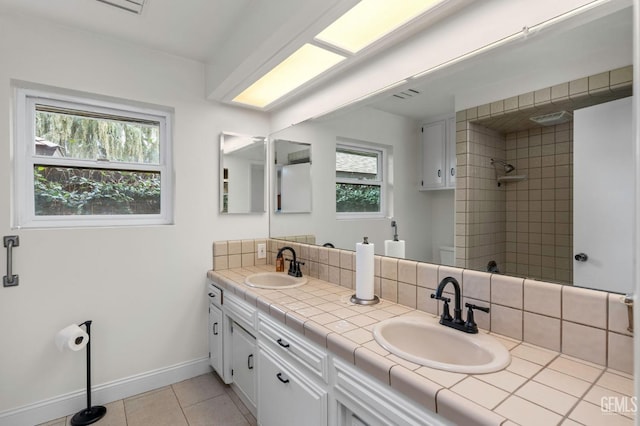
left=70, top=321, right=107, bottom=426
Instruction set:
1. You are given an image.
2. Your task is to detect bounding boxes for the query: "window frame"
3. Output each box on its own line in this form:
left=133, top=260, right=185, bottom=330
left=335, top=141, right=387, bottom=219
left=14, top=87, right=174, bottom=228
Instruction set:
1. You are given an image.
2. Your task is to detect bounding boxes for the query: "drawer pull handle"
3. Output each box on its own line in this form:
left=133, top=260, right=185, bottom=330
left=213, top=322, right=219, bottom=336
left=208, top=292, right=216, bottom=297
left=248, top=354, right=254, bottom=370
left=276, top=372, right=290, bottom=384
left=276, top=338, right=290, bottom=348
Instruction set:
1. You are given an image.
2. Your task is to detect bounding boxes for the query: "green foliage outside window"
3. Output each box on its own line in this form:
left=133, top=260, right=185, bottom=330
left=336, top=183, right=380, bottom=213
left=34, top=166, right=160, bottom=215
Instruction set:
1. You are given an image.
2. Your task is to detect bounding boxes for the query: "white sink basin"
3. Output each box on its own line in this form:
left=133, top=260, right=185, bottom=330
left=244, top=272, right=308, bottom=289
left=372, top=316, right=510, bottom=374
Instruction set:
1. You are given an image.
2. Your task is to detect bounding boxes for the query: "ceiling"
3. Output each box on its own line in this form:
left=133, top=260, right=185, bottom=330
left=0, top=0, right=257, bottom=62
left=368, top=5, right=633, bottom=121
left=0, top=1, right=632, bottom=122
left=0, top=0, right=468, bottom=112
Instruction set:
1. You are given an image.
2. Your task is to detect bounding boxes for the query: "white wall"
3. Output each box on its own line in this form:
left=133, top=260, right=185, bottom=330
left=270, top=107, right=445, bottom=262
left=0, top=13, right=269, bottom=420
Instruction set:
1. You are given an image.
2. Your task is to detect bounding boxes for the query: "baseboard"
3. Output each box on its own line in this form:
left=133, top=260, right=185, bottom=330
left=0, top=357, right=211, bottom=426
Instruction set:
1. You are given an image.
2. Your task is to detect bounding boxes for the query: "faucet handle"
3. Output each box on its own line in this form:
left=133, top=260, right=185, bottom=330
left=465, top=303, right=489, bottom=313
left=464, top=303, right=489, bottom=334
left=440, top=298, right=453, bottom=322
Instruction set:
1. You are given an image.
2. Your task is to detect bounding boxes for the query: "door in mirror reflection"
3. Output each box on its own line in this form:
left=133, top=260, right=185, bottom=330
left=274, top=139, right=311, bottom=213
left=220, top=132, right=266, bottom=214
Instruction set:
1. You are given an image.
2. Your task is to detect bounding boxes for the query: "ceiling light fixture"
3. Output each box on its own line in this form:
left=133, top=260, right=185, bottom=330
left=233, top=44, right=346, bottom=108
left=315, top=0, right=446, bottom=54
left=95, top=0, right=145, bottom=15
left=530, top=111, right=573, bottom=126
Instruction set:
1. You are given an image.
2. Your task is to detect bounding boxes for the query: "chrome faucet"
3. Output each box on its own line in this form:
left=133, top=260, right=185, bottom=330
left=276, top=246, right=304, bottom=278
left=430, top=276, right=489, bottom=334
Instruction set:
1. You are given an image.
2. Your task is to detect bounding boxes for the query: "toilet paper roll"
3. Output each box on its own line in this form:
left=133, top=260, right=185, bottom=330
left=355, top=241, right=375, bottom=300
left=55, top=324, right=89, bottom=352
left=384, top=240, right=405, bottom=259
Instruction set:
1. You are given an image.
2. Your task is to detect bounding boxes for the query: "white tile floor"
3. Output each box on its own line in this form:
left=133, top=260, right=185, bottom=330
left=38, top=373, right=256, bottom=426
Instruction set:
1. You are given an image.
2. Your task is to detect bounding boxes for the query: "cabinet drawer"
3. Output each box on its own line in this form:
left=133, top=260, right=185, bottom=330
left=207, top=283, right=222, bottom=309
left=225, top=293, right=257, bottom=333
left=258, top=313, right=328, bottom=382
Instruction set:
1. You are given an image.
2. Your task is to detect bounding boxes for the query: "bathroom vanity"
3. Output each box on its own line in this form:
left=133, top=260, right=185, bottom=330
left=207, top=261, right=635, bottom=426
left=207, top=278, right=443, bottom=425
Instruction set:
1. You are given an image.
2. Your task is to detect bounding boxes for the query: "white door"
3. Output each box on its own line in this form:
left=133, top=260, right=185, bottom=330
left=257, top=347, right=327, bottom=426
left=209, top=303, right=223, bottom=377
left=231, top=322, right=256, bottom=407
left=573, top=97, right=634, bottom=293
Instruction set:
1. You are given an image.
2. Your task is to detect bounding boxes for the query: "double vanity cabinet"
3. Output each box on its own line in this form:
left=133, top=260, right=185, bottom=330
left=206, top=280, right=443, bottom=426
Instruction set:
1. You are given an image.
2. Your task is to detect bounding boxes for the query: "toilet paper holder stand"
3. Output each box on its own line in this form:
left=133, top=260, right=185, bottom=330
left=70, top=320, right=107, bottom=426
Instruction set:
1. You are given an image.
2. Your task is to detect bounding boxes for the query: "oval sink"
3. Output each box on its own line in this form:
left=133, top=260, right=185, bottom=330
left=244, top=272, right=307, bottom=289
left=372, top=316, right=510, bottom=374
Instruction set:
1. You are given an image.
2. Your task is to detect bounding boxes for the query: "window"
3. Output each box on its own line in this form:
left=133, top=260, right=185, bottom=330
left=14, top=87, right=173, bottom=227
left=336, top=143, right=386, bottom=217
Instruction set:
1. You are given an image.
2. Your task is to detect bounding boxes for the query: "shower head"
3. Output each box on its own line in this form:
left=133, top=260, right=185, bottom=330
left=491, top=159, right=515, bottom=174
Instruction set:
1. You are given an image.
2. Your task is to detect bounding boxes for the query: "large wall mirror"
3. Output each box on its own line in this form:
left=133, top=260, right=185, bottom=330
left=269, top=5, right=635, bottom=294
left=219, top=132, right=266, bottom=214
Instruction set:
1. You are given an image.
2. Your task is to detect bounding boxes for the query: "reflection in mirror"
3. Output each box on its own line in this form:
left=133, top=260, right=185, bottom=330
left=268, top=6, right=634, bottom=293
left=219, top=132, right=266, bottom=214
left=273, top=139, right=312, bottom=213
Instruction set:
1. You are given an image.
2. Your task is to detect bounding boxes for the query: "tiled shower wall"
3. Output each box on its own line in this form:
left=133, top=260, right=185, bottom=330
left=504, top=124, right=573, bottom=283
left=456, top=66, right=631, bottom=283
left=455, top=123, right=506, bottom=272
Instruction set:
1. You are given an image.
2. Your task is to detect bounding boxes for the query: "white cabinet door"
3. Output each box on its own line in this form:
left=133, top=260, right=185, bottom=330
left=258, top=346, right=327, bottom=426
left=231, top=322, right=257, bottom=408
left=208, top=303, right=223, bottom=377
left=421, top=121, right=446, bottom=189
left=445, top=117, right=456, bottom=187
left=573, top=97, right=633, bottom=293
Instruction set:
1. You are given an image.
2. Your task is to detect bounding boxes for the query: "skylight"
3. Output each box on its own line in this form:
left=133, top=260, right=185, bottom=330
left=315, top=0, right=445, bottom=53
left=231, top=0, right=450, bottom=109
left=233, top=44, right=345, bottom=108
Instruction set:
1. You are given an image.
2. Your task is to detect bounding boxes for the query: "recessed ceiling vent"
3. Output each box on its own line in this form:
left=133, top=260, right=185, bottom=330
left=96, top=0, right=145, bottom=14
left=529, top=110, right=572, bottom=126
left=393, top=89, right=420, bottom=99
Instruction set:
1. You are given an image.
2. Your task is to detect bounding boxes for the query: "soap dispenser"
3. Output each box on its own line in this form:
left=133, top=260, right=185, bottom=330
left=275, top=254, right=284, bottom=272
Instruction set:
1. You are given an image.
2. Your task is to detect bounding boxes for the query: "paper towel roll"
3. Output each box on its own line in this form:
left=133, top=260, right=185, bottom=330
left=355, top=241, right=375, bottom=300
left=55, top=324, right=89, bottom=352
left=384, top=240, right=405, bottom=259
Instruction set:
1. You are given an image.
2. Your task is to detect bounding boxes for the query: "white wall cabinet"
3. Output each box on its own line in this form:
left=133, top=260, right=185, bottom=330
left=421, top=117, right=456, bottom=190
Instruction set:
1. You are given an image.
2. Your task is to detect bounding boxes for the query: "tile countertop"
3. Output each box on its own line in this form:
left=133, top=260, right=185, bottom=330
left=207, top=266, right=635, bottom=426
